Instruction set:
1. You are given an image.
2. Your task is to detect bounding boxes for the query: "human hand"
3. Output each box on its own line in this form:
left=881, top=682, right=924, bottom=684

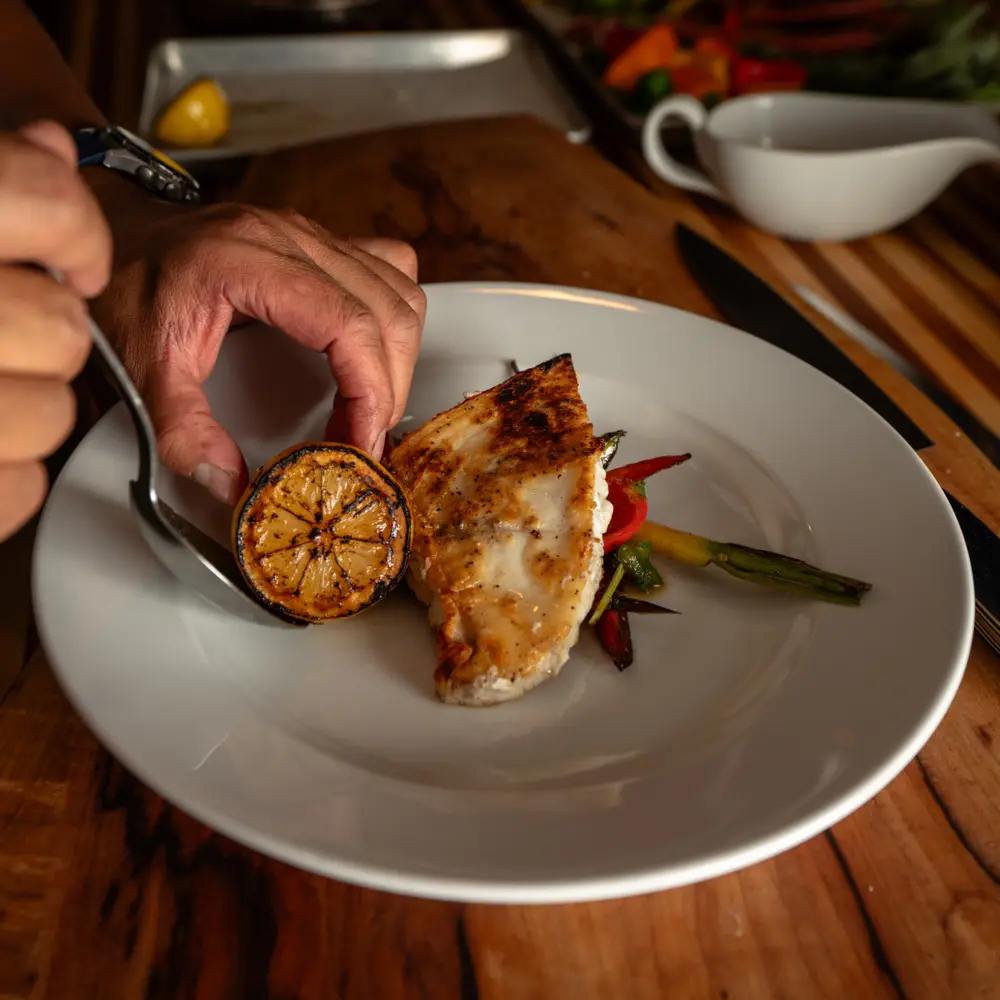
left=91, top=204, right=425, bottom=505
left=0, top=120, right=111, bottom=541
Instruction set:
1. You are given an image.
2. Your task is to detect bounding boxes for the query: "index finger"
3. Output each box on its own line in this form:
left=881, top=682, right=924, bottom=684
left=291, top=232, right=425, bottom=430
left=0, top=128, right=112, bottom=297
left=207, top=242, right=395, bottom=455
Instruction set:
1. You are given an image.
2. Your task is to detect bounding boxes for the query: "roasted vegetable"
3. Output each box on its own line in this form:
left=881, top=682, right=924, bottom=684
left=603, top=24, right=680, bottom=90
left=666, top=49, right=730, bottom=98
left=566, top=0, right=1000, bottom=106
left=732, top=56, right=807, bottom=94
left=590, top=547, right=677, bottom=669
left=611, top=594, right=679, bottom=614
left=599, top=429, right=627, bottom=469
left=631, top=520, right=873, bottom=606
left=232, top=442, right=412, bottom=623
left=610, top=453, right=692, bottom=484
left=597, top=608, right=634, bottom=670
left=627, top=67, right=675, bottom=113
left=616, top=539, right=664, bottom=592
left=589, top=556, right=626, bottom=625
left=603, top=452, right=691, bottom=551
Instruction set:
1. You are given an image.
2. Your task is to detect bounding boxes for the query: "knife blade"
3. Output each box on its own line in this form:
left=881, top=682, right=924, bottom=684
left=675, top=222, right=1000, bottom=627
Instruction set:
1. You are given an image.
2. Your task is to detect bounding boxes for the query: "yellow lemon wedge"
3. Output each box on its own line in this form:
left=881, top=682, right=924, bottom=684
left=232, top=443, right=412, bottom=624
left=155, top=77, right=230, bottom=149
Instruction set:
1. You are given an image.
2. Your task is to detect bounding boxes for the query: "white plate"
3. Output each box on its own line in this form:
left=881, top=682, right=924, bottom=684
left=33, top=283, right=974, bottom=903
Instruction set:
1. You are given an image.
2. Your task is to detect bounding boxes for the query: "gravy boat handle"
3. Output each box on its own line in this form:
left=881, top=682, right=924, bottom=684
left=641, top=96, right=727, bottom=202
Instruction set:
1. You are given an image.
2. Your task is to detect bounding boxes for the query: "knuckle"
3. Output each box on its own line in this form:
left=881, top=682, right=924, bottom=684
left=339, top=295, right=381, bottom=340
left=278, top=269, right=326, bottom=311
left=213, top=204, right=275, bottom=244
left=405, top=282, right=427, bottom=321
left=370, top=389, right=396, bottom=428
left=387, top=295, right=422, bottom=347
left=382, top=240, right=419, bottom=280
left=276, top=207, right=311, bottom=231
left=155, top=423, right=192, bottom=475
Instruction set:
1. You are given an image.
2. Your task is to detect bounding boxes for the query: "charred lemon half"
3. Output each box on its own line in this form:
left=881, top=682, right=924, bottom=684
left=232, top=443, right=411, bottom=623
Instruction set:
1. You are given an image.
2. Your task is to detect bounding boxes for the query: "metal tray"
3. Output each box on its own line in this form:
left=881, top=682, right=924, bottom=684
left=138, top=29, right=591, bottom=162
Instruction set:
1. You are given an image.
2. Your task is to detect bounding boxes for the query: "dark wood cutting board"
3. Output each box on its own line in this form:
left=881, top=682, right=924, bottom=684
left=237, top=114, right=716, bottom=314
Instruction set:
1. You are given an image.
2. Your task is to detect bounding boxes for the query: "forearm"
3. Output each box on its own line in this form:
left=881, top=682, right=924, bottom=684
left=0, top=1, right=192, bottom=268
left=0, top=0, right=105, bottom=132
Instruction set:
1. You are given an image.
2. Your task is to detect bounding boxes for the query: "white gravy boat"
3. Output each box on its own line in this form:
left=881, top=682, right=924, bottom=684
left=642, top=91, right=1000, bottom=242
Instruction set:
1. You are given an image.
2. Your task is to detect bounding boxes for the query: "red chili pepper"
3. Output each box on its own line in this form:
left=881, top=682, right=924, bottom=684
left=607, top=453, right=691, bottom=487
left=597, top=608, right=633, bottom=671
left=603, top=453, right=691, bottom=552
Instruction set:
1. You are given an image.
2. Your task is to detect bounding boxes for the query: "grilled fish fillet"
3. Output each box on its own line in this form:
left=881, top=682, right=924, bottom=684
left=390, top=355, right=613, bottom=706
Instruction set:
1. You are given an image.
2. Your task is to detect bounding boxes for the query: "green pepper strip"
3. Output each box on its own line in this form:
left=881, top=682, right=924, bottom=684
left=617, top=540, right=664, bottom=592
left=589, top=560, right=626, bottom=626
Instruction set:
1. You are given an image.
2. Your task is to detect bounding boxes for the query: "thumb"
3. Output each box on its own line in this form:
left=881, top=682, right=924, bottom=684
left=147, top=361, right=248, bottom=505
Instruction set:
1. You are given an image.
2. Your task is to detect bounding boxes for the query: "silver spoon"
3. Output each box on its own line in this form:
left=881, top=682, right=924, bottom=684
left=63, top=274, right=301, bottom=628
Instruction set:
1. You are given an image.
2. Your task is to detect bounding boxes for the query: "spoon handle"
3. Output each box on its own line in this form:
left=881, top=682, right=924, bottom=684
left=48, top=269, right=159, bottom=503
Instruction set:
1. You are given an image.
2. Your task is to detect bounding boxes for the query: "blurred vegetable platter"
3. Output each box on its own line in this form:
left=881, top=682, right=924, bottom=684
left=520, top=0, right=1000, bottom=122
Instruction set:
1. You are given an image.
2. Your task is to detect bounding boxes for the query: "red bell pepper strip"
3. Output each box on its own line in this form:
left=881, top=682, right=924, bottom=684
left=603, top=453, right=691, bottom=552
left=604, top=478, right=648, bottom=553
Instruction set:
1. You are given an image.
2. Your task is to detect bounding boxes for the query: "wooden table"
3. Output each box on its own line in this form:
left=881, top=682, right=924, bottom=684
left=3, top=112, right=1000, bottom=998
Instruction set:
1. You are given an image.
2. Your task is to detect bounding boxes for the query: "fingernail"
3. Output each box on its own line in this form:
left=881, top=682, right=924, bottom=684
left=193, top=463, right=239, bottom=505
left=369, top=431, right=387, bottom=462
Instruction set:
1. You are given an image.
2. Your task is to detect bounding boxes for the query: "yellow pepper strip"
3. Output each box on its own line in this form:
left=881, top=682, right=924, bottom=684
left=632, top=521, right=873, bottom=606
left=631, top=521, right=712, bottom=567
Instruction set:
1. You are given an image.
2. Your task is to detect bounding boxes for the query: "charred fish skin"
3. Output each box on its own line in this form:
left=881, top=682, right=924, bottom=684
left=391, top=355, right=613, bottom=706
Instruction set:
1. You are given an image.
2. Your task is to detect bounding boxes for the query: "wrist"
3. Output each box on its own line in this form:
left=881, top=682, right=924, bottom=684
left=83, top=165, right=198, bottom=269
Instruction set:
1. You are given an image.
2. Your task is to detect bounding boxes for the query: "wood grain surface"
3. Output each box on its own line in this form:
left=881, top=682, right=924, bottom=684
left=1, top=111, right=999, bottom=999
